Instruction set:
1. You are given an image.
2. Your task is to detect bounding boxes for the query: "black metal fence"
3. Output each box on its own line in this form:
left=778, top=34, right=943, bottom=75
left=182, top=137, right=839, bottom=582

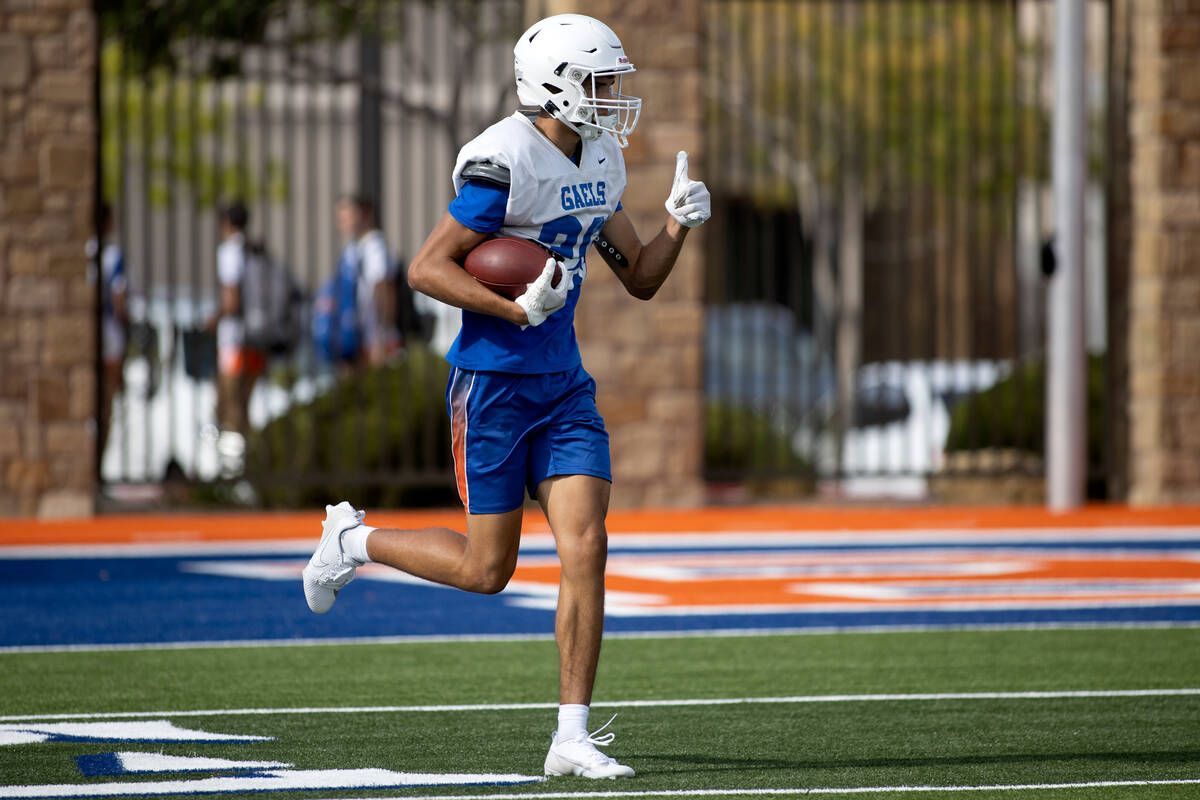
left=97, top=0, right=1112, bottom=507
left=703, top=0, right=1111, bottom=497
left=96, top=1, right=523, bottom=508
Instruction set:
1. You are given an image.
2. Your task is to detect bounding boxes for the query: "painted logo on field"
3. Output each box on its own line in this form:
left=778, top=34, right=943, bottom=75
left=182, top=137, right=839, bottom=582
left=179, top=532, right=1200, bottom=617
left=0, top=721, right=541, bottom=797
left=6, top=528, right=1200, bottom=648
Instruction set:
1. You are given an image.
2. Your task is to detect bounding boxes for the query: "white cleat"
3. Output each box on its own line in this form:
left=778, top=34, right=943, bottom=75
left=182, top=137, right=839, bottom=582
left=543, top=716, right=634, bottom=779
left=302, top=501, right=367, bottom=614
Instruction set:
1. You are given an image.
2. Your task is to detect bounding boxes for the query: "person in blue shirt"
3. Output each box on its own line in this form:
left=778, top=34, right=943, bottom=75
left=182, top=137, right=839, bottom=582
left=302, top=13, right=710, bottom=779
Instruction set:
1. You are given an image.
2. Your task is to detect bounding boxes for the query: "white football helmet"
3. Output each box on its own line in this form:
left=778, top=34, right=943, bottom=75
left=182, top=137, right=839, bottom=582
left=513, top=14, right=641, bottom=148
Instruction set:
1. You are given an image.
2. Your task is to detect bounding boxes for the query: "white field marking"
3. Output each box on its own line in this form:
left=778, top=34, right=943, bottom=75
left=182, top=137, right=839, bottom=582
left=0, top=720, right=270, bottom=744
left=3, top=526, right=1199, bottom=559
left=510, top=595, right=1200, bottom=616
left=303, top=779, right=1200, bottom=800
left=110, top=752, right=292, bottom=773
left=174, top=561, right=675, bottom=607
left=3, top=689, right=1198, bottom=724
left=176, top=550, right=1200, bottom=584
left=600, top=557, right=1037, bottom=583
left=0, top=769, right=542, bottom=798
left=792, top=579, right=1200, bottom=601
left=180, top=550, right=1200, bottom=615
left=3, top=620, right=1200, bottom=655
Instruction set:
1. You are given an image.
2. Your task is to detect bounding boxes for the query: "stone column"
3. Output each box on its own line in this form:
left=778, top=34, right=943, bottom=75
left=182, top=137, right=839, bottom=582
left=1112, top=0, right=1200, bottom=504
left=530, top=1, right=708, bottom=507
left=0, top=1, right=97, bottom=517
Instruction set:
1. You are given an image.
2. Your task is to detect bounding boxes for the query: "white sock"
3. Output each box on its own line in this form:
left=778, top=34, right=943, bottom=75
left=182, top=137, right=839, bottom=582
left=557, top=704, right=589, bottom=740
left=342, top=525, right=375, bottom=564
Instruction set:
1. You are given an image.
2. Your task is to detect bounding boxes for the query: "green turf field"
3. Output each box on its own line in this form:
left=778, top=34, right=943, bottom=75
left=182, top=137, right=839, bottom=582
left=3, top=628, right=1199, bottom=799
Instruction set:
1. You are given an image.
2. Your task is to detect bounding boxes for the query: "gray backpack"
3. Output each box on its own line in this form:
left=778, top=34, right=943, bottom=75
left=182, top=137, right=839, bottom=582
left=241, top=243, right=303, bottom=355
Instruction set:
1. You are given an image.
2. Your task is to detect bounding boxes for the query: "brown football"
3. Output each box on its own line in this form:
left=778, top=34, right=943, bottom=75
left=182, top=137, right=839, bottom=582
left=463, top=236, right=563, bottom=299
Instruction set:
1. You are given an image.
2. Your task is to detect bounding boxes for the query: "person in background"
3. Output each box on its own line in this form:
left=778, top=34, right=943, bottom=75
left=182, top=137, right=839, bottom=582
left=207, top=200, right=265, bottom=441
left=337, top=194, right=399, bottom=366
left=86, top=202, right=128, bottom=460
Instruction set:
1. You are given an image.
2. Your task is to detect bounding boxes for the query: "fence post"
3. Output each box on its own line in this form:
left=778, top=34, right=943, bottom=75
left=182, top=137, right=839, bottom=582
left=1047, top=0, right=1087, bottom=511
left=359, top=32, right=382, bottom=213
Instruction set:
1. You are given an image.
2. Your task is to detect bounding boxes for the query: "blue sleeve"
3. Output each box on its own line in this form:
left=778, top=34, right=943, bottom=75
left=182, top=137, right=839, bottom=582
left=448, top=179, right=509, bottom=233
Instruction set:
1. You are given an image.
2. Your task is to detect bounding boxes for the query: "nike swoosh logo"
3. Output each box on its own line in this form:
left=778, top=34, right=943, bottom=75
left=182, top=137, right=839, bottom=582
left=598, top=158, right=606, bottom=165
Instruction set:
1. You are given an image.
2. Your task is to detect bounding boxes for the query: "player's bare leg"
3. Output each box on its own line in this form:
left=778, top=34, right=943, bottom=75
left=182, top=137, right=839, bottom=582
left=538, top=475, right=608, bottom=705
left=538, top=474, right=633, bottom=778
left=365, top=508, right=523, bottom=593
left=303, top=505, right=523, bottom=613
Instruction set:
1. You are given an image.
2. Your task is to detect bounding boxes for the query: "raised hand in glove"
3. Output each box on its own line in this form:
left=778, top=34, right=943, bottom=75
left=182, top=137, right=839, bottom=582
left=664, top=150, right=711, bottom=229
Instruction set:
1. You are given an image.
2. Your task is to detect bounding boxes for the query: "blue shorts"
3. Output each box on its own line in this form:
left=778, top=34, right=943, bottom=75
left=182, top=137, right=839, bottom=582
left=446, top=364, right=612, bottom=515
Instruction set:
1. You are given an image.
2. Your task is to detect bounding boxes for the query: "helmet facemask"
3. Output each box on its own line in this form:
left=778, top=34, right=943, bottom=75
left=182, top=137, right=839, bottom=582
left=560, top=66, right=641, bottom=147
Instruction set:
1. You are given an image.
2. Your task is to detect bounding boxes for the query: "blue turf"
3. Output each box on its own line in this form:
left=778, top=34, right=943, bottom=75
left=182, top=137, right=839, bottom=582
left=5, top=540, right=1200, bottom=647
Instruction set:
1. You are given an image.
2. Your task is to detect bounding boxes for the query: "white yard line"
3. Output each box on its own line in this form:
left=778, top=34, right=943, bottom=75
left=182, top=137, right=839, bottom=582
left=2, top=688, right=1197, bottom=724
left=1, top=620, right=1197, bottom=655
left=304, top=778, right=1200, bottom=799
left=2, top=526, right=1199, bottom=559
left=7, top=779, right=1200, bottom=799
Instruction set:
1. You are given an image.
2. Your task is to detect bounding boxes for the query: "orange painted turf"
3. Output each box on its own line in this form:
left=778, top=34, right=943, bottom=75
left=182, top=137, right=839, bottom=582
left=1, top=505, right=1199, bottom=546
left=559, top=554, right=1200, bottom=609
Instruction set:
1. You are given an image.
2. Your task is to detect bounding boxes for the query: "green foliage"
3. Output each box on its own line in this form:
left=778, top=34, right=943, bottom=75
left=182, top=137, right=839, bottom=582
left=101, top=43, right=288, bottom=207
left=97, top=0, right=391, bottom=76
left=97, top=0, right=499, bottom=77
left=712, top=1, right=1058, bottom=211
left=706, top=401, right=812, bottom=479
left=945, top=354, right=1106, bottom=484
left=246, top=347, right=458, bottom=510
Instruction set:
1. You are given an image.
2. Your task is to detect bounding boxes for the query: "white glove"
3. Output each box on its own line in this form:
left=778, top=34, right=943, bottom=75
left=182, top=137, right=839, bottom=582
left=515, top=257, right=568, bottom=329
left=664, top=150, right=711, bottom=228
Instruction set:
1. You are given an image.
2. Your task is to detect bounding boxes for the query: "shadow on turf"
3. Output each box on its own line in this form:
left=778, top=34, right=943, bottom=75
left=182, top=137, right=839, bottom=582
left=635, top=749, right=1200, bottom=774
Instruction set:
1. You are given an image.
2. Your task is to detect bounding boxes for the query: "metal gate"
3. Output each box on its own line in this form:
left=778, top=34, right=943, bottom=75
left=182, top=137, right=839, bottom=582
left=96, top=1, right=523, bottom=509
left=703, top=0, right=1111, bottom=498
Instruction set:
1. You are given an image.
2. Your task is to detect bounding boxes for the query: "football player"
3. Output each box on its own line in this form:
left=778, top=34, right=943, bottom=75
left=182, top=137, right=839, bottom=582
left=302, top=12, right=710, bottom=779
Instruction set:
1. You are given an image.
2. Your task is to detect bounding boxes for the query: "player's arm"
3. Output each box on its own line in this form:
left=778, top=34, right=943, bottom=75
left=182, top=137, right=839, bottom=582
left=595, top=209, right=686, bottom=302
left=407, top=213, right=527, bottom=326
left=206, top=247, right=242, bottom=332
left=595, top=151, right=711, bottom=302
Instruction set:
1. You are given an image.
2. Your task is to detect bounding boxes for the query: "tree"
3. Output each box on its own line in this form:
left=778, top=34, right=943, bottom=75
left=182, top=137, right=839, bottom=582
left=100, top=0, right=520, bottom=205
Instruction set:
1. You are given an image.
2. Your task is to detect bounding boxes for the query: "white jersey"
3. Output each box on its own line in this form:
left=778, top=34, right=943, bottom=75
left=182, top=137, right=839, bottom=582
left=453, top=111, right=626, bottom=292
left=216, top=233, right=246, bottom=352
left=355, top=228, right=395, bottom=347
left=448, top=111, right=626, bottom=373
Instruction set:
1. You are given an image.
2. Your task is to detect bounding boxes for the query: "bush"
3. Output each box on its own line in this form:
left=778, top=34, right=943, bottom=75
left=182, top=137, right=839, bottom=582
left=246, top=346, right=459, bottom=509
left=705, top=401, right=812, bottom=480
left=944, top=354, right=1106, bottom=496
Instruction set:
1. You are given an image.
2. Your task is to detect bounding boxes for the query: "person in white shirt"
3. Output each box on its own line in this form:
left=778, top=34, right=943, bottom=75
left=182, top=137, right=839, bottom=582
left=207, top=201, right=265, bottom=435
left=335, top=195, right=399, bottom=366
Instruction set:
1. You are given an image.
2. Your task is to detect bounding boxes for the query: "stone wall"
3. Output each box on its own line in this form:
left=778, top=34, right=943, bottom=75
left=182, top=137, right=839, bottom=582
left=0, top=1, right=96, bottom=517
left=532, top=0, right=708, bottom=507
left=1112, top=0, right=1200, bottom=504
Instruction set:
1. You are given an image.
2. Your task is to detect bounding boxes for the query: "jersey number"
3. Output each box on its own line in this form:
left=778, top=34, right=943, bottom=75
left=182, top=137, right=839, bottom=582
left=537, top=216, right=606, bottom=262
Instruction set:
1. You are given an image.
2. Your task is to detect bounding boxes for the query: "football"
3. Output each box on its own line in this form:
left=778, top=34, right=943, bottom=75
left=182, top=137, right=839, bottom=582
left=463, top=236, right=562, bottom=299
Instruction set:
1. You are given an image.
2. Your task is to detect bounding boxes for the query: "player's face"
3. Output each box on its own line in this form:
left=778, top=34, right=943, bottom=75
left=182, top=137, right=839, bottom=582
left=590, top=75, right=617, bottom=101
left=336, top=201, right=358, bottom=238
